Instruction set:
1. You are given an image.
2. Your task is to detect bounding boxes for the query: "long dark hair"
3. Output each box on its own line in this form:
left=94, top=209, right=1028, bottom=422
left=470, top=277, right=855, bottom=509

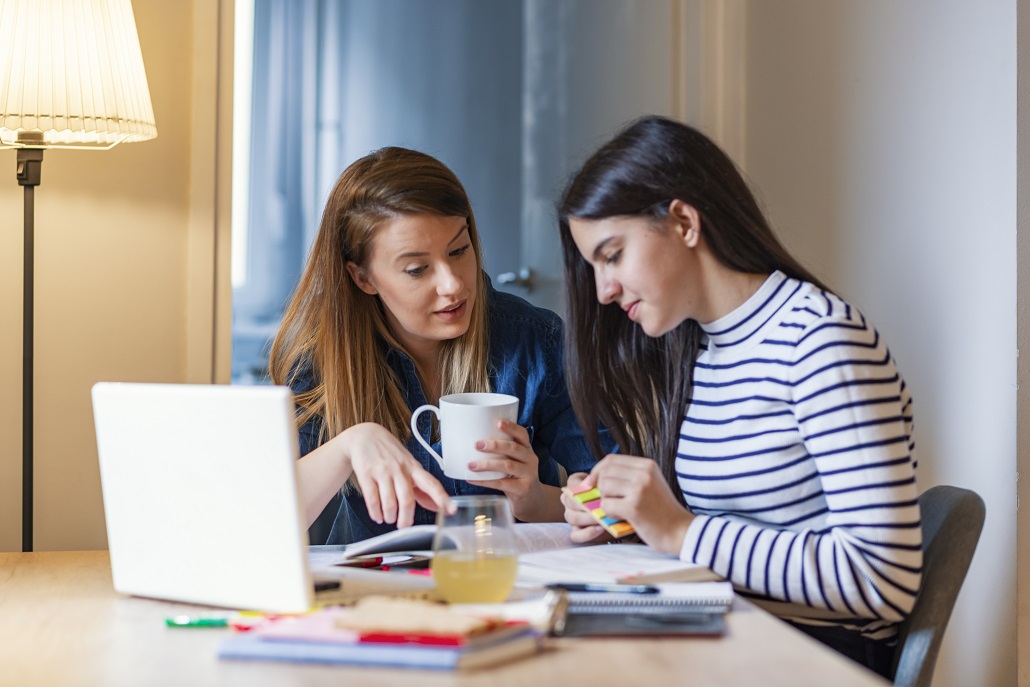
left=558, top=116, right=826, bottom=500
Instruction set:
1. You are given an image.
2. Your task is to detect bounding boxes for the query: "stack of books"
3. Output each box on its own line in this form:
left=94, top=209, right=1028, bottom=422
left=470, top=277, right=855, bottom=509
left=218, top=598, right=541, bottom=670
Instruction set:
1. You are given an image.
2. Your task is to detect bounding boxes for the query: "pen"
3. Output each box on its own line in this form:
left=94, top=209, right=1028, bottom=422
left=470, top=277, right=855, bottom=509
left=545, top=583, right=660, bottom=594
left=165, top=615, right=230, bottom=628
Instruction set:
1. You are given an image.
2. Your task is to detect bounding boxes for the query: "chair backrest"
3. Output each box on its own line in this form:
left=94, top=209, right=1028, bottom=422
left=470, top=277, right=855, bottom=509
left=892, top=485, right=985, bottom=687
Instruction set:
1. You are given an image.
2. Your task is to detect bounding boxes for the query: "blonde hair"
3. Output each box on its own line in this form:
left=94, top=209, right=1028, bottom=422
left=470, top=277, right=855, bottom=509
left=269, top=147, right=491, bottom=445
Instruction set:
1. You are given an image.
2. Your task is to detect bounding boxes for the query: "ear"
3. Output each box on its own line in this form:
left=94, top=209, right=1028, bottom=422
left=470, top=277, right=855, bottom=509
left=667, top=199, right=701, bottom=248
left=346, top=261, right=378, bottom=295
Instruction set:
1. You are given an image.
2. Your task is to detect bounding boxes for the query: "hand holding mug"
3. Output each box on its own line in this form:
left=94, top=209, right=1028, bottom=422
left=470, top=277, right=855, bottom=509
left=410, top=393, right=519, bottom=480
left=467, top=419, right=549, bottom=519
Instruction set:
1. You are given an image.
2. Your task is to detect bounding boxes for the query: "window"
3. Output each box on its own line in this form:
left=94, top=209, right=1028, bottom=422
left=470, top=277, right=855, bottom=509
left=231, top=0, right=680, bottom=384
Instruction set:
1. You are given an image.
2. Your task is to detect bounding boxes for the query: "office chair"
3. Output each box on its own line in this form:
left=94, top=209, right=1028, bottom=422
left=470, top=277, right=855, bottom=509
left=891, top=485, right=985, bottom=687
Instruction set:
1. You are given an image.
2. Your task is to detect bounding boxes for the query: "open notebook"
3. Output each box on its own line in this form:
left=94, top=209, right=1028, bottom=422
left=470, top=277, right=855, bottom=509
left=91, top=382, right=430, bottom=613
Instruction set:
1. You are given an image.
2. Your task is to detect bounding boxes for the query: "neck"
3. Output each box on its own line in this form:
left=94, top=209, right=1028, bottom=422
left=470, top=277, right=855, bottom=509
left=694, top=250, right=769, bottom=325
left=380, top=319, right=443, bottom=402
left=407, top=343, right=443, bottom=403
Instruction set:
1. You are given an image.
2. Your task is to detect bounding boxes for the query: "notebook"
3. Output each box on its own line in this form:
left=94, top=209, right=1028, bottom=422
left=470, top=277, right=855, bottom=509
left=90, top=382, right=403, bottom=613
left=555, top=581, right=734, bottom=637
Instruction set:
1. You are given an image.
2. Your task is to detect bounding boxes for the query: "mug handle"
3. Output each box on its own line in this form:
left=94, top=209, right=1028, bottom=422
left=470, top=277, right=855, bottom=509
left=410, top=404, right=445, bottom=470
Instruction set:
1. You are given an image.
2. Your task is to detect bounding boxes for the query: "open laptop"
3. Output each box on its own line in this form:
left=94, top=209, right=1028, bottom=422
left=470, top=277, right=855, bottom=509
left=91, top=382, right=357, bottom=613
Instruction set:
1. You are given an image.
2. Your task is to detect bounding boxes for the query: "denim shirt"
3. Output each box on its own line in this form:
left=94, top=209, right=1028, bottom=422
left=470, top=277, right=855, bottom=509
left=293, top=280, right=612, bottom=544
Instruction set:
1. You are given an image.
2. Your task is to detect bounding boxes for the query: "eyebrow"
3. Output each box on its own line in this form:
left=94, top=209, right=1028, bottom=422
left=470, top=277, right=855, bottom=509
left=395, top=224, right=470, bottom=260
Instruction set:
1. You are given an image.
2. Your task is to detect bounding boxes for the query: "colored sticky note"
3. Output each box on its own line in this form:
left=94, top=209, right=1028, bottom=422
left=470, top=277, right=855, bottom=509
left=564, top=483, right=636, bottom=539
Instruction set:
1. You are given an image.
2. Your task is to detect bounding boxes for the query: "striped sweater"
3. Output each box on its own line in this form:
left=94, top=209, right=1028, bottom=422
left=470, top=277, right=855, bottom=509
left=676, top=271, right=921, bottom=639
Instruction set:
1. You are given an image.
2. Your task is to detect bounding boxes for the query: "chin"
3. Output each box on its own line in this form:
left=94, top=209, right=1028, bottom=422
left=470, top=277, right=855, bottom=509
left=437, top=321, right=472, bottom=341
left=641, top=319, right=677, bottom=338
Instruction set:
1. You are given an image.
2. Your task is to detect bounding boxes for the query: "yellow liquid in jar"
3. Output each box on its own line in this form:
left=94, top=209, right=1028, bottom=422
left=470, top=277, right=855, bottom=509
left=431, top=551, right=518, bottom=603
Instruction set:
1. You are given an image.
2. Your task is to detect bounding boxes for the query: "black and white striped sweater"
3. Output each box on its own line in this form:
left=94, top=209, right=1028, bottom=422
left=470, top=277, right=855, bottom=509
left=677, top=271, right=921, bottom=639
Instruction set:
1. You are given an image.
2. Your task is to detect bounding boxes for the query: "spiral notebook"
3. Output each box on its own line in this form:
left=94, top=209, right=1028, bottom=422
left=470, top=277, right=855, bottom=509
left=557, top=581, right=733, bottom=637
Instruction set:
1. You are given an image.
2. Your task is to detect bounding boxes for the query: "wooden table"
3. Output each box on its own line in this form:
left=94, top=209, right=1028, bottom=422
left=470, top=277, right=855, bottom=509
left=0, top=551, right=889, bottom=687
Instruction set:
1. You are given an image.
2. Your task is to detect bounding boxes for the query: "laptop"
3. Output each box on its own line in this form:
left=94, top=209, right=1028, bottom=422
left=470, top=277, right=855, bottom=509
left=91, top=382, right=348, bottom=613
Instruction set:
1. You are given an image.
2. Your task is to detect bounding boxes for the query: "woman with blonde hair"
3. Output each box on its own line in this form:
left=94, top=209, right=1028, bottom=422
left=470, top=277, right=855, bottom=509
left=270, top=146, right=606, bottom=544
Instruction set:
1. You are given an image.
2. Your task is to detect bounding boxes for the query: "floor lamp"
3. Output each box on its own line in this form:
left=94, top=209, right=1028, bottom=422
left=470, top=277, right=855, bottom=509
left=0, top=0, right=158, bottom=552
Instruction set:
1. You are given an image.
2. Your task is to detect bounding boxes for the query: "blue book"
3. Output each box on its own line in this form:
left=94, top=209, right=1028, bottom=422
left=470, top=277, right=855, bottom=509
left=218, top=630, right=540, bottom=670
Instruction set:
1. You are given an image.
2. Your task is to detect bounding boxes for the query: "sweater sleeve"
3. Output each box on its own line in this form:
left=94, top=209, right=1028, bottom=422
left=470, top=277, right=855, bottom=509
left=679, top=309, right=922, bottom=622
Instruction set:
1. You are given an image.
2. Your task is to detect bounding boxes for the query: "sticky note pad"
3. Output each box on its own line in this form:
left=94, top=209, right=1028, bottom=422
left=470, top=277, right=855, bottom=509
left=564, top=482, right=635, bottom=539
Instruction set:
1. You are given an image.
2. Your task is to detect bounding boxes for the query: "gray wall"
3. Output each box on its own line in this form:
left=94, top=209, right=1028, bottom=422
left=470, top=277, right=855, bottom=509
left=743, top=2, right=1016, bottom=685
left=521, top=0, right=677, bottom=314
left=334, top=0, right=524, bottom=280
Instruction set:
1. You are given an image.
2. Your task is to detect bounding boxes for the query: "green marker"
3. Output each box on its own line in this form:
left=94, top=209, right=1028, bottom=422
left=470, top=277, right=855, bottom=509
left=165, top=615, right=229, bottom=628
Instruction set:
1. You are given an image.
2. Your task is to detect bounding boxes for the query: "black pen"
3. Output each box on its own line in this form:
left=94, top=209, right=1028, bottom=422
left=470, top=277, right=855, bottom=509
left=546, top=582, right=660, bottom=594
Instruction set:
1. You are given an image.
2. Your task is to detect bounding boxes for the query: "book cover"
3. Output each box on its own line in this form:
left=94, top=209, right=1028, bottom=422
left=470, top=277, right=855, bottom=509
left=218, top=631, right=540, bottom=670
left=557, top=610, right=726, bottom=637
left=253, top=607, right=532, bottom=648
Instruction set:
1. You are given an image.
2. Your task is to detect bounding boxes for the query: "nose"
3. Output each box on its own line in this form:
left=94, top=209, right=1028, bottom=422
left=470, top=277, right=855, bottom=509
left=436, top=264, right=463, bottom=296
left=595, top=269, right=620, bottom=305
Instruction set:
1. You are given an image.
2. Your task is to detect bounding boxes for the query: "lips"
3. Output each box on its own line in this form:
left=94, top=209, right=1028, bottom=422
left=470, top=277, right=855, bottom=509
left=434, top=299, right=467, bottom=321
left=436, top=300, right=465, bottom=314
left=623, top=300, right=640, bottom=321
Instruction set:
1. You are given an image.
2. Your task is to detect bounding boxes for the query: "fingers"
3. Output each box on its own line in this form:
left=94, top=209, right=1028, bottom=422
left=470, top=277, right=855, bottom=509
left=560, top=487, right=589, bottom=514
left=560, top=488, right=599, bottom=532
left=569, top=524, right=607, bottom=544
left=564, top=506, right=598, bottom=528
left=471, top=430, right=541, bottom=483
left=393, top=474, right=416, bottom=529
left=411, top=468, right=452, bottom=514
left=473, top=439, right=527, bottom=462
left=565, top=472, right=588, bottom=488
left=496, top=419, right=530, bottom=447
left=471, top=448, right=532, bottom=482
left=590, top=454, right=655, bottom=495
left=377, top=478, right=399, bottom=525
left=468, top=456, right=519, bottom=477
left=355, top=472, right=384, bottom=524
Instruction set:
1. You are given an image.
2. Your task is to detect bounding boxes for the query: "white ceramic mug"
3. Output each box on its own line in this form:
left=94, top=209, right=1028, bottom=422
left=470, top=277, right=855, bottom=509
left=410, top=393, right=519, bottom=480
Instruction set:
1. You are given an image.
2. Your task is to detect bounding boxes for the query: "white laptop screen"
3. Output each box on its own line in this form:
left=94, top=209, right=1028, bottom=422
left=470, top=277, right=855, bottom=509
left=91, top=382, right=315, bottom=612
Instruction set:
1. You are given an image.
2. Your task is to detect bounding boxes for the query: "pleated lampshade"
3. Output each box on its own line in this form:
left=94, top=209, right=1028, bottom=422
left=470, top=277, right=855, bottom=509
left=0, top=0, right=157, bottom=148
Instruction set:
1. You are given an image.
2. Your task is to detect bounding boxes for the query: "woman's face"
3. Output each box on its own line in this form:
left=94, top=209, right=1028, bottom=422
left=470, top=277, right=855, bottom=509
left=568, top=209, right=700, bottom=338
left=348, top=214, right=478, bottom=359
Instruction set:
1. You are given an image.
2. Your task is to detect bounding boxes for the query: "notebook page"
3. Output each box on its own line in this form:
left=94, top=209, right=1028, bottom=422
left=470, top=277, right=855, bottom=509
left=516, top=543, right=719, bottom=586
left=566, top=581, right=734, bottom=611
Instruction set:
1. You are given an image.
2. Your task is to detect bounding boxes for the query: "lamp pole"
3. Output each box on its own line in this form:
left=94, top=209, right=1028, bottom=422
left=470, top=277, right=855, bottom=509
left=2, top=0, right=158, bottom=552
left=17, top=131, right=43, bottom=552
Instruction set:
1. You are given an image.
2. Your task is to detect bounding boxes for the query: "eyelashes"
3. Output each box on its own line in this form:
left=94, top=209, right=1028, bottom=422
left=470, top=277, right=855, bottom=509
left=404, top=244, right=472, bottom=278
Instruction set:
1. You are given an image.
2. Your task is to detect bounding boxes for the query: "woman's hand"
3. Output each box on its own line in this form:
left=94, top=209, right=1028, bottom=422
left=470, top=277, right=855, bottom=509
left=582, top=454, right=694, bottom=555
left=560, top=472, right=613, bottom=544
left=337, top=422, right=452, bottom=528
left=466, top=420, right=563, bottom=522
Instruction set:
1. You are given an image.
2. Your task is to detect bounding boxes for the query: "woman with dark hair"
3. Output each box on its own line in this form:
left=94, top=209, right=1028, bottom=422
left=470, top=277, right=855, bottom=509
left=558, top=116, right=920, bottom=678
left=270, top=146, right=607, bottom=545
